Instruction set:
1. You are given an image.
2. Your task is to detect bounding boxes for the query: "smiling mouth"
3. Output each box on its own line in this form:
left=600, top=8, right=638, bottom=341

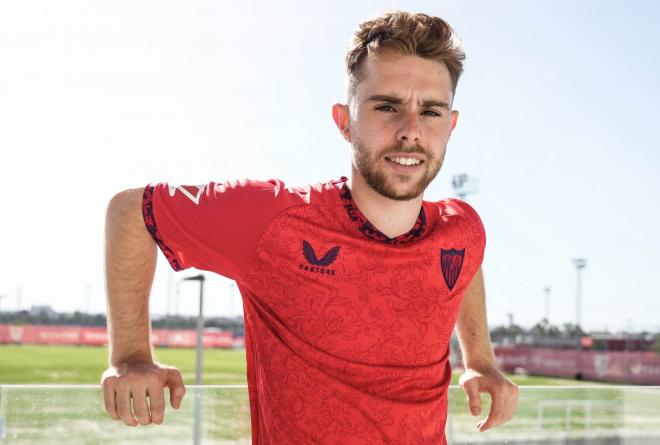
left=384, top=156, right=424, bottom=166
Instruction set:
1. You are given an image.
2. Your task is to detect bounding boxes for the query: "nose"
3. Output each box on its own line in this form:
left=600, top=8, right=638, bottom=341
left=395, top=112, right=421, bottom=144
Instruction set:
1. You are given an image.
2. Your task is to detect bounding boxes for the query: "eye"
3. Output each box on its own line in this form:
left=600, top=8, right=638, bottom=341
left=422, top=109, right=442, bottom=117
left=375, top=105, right=396, bottom=112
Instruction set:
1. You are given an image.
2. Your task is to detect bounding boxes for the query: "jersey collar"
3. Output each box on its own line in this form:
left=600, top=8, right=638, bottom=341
left=332, top=176, right=427, bottom=246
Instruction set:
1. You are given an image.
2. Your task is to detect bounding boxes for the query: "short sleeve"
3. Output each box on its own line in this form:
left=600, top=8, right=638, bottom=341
left=451, top=199, right=486, bottom=249
left=142, top=178, right=300, bottom=282
left=442, top=198, right=487, bottom=271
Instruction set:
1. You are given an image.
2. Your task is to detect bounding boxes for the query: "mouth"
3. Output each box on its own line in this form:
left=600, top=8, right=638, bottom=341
left=384, top=155, right=425, bottom=173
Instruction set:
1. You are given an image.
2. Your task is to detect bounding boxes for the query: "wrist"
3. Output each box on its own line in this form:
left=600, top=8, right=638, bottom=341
left=110, top=349, right=154, bottom=367
left=463, top=357, right=497, bottom=373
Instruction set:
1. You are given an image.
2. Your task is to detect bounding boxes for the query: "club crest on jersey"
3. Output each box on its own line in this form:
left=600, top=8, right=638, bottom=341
left=168, top=185, right=206, bottom=205
left=299, top=240, right=339, bottom=276
left=440, top=248, right=465, bottom=291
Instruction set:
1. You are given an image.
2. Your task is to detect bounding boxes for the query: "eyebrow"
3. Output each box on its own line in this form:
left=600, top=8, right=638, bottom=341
left=366, top=94, right=451, bottom=110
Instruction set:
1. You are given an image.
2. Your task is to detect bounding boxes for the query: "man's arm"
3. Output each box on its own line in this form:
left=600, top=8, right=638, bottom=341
left=455, top=268, right=518, bottom=432
left=101, top=188, right=186, bottom=427
left=105, top=188, right=156, bottom=365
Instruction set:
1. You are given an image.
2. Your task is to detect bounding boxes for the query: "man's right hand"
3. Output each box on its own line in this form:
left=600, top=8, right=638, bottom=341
left=101, top=362, right=186, bottom=427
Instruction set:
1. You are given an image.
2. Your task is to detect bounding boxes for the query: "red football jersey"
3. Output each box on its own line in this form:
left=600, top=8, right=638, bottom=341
left=142, top=176, right=486, bottom=445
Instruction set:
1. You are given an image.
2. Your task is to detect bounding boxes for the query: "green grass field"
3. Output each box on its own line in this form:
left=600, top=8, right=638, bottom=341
left=2, top=345, right=658, bottom=444
left=0, top=345, right=247, bottom=385
left=0, top=344, right=604, bottom=386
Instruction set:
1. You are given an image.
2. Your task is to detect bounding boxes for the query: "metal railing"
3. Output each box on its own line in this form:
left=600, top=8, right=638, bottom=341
left=1, top=385, right=659, bottom=444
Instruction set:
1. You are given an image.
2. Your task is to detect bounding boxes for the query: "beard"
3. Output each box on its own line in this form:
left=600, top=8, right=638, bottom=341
left=352, top=139, right=444, bottom=201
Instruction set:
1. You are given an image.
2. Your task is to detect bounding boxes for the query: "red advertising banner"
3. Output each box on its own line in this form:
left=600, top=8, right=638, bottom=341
left=495, top=345, right=660, bottom=385
left=0, top=324, right=238, bottom=349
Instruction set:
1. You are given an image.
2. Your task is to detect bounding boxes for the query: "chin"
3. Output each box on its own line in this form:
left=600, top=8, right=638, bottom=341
left=379, top=181, right=426, bottom=201
left=387, top=190, right=424, bottom=201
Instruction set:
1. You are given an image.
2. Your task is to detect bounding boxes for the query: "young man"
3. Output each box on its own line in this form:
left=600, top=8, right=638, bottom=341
left=101, top=11, right=518, bottom=444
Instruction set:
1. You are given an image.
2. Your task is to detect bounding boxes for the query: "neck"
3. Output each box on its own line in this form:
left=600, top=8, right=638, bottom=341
left=347, top=169, right=423, bottom=239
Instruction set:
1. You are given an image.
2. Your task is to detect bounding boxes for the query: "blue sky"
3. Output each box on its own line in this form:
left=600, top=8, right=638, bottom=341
left=0, top=0, right=658, bottom=332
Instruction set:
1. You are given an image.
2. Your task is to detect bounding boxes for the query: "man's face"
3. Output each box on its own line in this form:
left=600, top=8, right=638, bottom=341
left=339, top=52, right=459, bottom=201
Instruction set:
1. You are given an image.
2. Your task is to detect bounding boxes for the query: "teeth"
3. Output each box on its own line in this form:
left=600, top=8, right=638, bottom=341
left=389, top=157, right=421, bottom=166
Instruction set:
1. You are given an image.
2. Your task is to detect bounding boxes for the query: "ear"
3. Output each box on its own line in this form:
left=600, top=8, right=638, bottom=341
left=449, top=109, right=459, bottom=133
left=332, top=103, right=352, bottom=143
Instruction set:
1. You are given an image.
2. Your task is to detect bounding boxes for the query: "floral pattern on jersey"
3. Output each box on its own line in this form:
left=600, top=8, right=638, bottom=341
left=239, top=188, right=485, bottom=444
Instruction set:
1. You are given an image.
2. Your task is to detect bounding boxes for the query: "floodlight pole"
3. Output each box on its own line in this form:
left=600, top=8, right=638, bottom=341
left=181, top=274, right=206, bottom=445
left=572, top=258, right=586, bottom=380
left=175, top=281, right=181, bottom=316
left=182, top=274, right=206, bottom=385
left=543, top=286, right=551, bottom=323
left=573, top=259, right=586, bottom=339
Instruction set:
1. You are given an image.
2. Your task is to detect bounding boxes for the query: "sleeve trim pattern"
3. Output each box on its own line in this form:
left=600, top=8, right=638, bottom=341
left=142, top=185, right=184, bottom=272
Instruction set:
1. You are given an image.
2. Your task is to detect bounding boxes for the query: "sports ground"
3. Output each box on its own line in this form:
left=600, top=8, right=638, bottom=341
left=3, top=345, right=658, bottom=445
left=0, top=344, right=602, bottom=386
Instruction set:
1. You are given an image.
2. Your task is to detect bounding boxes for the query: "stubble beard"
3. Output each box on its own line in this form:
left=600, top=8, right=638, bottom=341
left=353, top=140, right=444, bottom=201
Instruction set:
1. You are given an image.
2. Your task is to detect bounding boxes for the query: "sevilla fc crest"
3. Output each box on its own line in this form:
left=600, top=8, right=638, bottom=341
left=440, top=248, right=465, bottom=291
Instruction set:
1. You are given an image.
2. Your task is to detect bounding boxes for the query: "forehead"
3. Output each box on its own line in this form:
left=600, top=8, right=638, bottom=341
left=355, top=52, right=454, bottom=103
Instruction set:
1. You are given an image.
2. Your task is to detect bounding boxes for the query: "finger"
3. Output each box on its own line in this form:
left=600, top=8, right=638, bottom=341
left=166, top=370, right=186, bottom=409
left=115, top=389, right=138, bottom=427
left=510, top=384, right=520, bottom=417
left=480, top=384, right=520, bottom=431
left=461, top=380, right=482, bottom=416
left=132, top=389, right=151, bottom=426
left=102, top=383, right=119, bottom=421
left=477, top=391, right=506, bottom=432
left=499, top=385, right=519, bottom=424
left=147, top=386, right=166, bottom=425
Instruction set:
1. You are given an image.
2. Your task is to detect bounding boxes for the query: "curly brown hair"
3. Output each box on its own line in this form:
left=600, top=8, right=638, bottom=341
left=346, top=11, right=465, bottom=101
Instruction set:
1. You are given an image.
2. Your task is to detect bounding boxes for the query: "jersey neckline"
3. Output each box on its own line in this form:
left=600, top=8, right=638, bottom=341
left=331, top=176, right=427, bottom=246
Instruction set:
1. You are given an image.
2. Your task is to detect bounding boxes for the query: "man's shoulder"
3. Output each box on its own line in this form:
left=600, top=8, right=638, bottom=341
left=256, top=176, right=345, bottom=207
left=425, top=197, right=485, bottom=241
left=208, top=176, right=343, bottom=204
left=425, top=197, right=481, bottom=219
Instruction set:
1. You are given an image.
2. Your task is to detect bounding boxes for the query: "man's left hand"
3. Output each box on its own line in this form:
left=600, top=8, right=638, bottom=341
left=458, top=365, right=519, bottom=432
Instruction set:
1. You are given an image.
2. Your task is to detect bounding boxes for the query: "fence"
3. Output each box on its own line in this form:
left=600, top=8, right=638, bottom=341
left=1, top=385, right=659, bottom=444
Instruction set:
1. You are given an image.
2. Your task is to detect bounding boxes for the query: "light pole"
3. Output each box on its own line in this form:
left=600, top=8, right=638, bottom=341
left=175, top=280, right=181, bottom=317
left=543, top=286, right=551, bottom=323
left=182, top=274, right=206, bottom=385
left=181, top=274, right=206, bottom=445
left=573, top=258, right=587, bottom=337
left=166, top=269, right=173, bottom=317
left=573, top=258, right=586, bottom=380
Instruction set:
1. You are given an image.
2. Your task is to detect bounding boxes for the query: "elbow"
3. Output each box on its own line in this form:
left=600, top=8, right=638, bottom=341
left=106, top=188, right=148, bottom=235
left=107, top=188, right=142, bottom=215
left=107, top=188, right=145, bottom=218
